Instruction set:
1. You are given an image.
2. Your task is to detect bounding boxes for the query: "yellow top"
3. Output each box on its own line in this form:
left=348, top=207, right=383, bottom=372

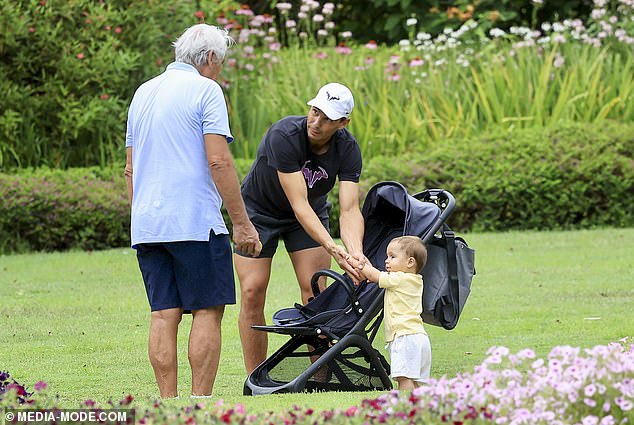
left=378, top=271, right=427, bottom=342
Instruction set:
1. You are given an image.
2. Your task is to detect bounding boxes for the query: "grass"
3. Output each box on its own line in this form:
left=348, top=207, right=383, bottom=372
left=1, top=228, right=633, bottom=413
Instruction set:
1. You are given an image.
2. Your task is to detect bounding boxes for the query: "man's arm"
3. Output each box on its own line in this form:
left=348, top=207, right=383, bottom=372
left=205, top=134, right=261, bottom=257
left=338, top=181, right=364, bottom=255
left=125, top=147, right=133, bottom=206
left=277, top=170, right=360, bottom=280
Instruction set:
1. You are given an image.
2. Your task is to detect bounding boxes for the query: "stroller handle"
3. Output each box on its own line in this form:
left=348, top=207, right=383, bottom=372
left=412, top=188, right=456, bottom=222
left=310, top=269, right=362, bottom=313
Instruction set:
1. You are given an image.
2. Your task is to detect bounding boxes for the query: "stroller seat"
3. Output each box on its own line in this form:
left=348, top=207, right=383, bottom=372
left=255, top=271, right=382, bottom=339
left=244, top=181, right=455, bottom=395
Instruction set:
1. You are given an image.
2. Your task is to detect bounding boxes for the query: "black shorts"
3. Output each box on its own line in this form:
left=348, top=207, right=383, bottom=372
left=136, top=230, right=236, bottom=311
left=235, top=203, right=331, bottom=258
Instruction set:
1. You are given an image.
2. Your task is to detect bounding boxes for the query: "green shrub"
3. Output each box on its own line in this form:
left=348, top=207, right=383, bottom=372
left=0, top=167, right=128, bottom=253
left=1, top=121, right=632, bottom=253
left=360, top=121, right=634, bottom=232
left=0, top=0, right=237, bottom=170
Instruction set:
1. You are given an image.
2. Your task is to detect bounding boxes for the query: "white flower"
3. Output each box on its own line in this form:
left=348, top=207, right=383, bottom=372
left=406, top=18, right=417, bottom=26
left=275, top=2, right=292, bottom=11
left=552, top=22, right=566, bottom=32
left=490, top=28, right=506, bottom=38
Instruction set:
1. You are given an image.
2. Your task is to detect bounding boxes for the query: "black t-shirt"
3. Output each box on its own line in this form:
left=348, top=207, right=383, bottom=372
left=241, top=116, right=362, bottom=218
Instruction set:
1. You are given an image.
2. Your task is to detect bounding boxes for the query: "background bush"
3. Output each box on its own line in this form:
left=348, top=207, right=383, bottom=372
left=3, top=0, right=629, bottom=171
left=245, top=0, right=593, bottom=44
left=358, top=120, right=634, bottom=232
left=0, top=167, right=128, bottom=253
left=2, top=121, right=631, bottom=253
left=0, top=0, right=236, bottom=170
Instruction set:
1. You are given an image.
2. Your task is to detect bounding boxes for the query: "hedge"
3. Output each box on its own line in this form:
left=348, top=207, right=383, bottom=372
left=1, top=121, right=632, bottom=253
left=0, top=167, right=128, bottom=253
left=358, top=120, right=634, bottom=232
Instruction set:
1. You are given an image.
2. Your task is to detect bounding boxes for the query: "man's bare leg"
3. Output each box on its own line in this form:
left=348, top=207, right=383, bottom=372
left=235, top=254, right=273, bottom=374
left=189, top=306, right=225, bottom=396
left=148, top=308, right=183, bottom=398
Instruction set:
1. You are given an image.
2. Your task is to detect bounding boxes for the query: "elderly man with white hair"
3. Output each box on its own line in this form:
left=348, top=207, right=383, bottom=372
left=124, top=24, right=261, bottom=399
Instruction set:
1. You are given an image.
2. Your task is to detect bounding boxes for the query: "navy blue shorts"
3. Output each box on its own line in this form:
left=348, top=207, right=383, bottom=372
left=235, top=203, right=330, bottom=259
left=136, top=230, right=236, bottom=312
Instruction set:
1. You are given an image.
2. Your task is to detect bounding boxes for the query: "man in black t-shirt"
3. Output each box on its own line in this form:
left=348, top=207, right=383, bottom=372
left=234, top=83, right=367, bottom=374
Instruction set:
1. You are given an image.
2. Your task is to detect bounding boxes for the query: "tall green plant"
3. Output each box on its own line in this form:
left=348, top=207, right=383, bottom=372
left=223, top=39, right=634, bottom=159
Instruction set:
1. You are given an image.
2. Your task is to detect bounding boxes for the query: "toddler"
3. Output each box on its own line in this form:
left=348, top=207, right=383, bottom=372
left=356, top=235, right=429, bottom=391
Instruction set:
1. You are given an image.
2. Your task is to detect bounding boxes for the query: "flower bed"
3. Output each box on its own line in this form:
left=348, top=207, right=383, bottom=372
left=2, top=340, right=632, bottom=424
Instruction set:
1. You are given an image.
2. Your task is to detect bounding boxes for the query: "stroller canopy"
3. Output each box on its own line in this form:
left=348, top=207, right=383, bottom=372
left=362, top=181, right=441, bottom=269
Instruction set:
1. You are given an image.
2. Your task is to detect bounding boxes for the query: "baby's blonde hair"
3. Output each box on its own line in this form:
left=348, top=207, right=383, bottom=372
left=392, top=236, right=427, bottom=273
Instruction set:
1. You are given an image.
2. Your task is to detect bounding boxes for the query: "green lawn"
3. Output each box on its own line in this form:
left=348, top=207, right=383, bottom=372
left=1, top=228, right=633, bottom=412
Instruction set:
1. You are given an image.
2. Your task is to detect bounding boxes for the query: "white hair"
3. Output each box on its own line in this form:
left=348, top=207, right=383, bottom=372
left=173, top=24, right=234, bottom=66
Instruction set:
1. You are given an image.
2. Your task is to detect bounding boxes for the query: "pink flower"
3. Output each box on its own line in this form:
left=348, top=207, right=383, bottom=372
left=114, top=26, right=122, bottom=34
left=194, top=10, right=204, bottom=20
left=313, top=51, right=328, bottom=59
left=336, top=43, right=352, bottom=55
left=105, top=25, right=111, bottom=31
left=100, top=94, right=109, bottom=100
left=76, top=53, right=85, bottom=59
left=236, top=5, right=254, bottom=16
left=388, top=73, right=400, bottom=82
left=268, top=42, right=281, bottom=51
left=365, top=40, right=377, bottom=49
left=409, top=57, right=424, bottom=67
left=34, top=381, right=47, bottom=391
left=345, top=406, right=358, bottom=416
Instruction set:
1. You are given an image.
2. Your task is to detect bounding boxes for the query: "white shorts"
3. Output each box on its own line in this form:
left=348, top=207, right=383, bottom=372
left=387, top=333, right=431, bottom=382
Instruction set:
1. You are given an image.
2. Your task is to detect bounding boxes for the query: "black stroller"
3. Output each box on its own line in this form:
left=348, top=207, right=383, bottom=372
left=244, top=181, right=456, bottom=395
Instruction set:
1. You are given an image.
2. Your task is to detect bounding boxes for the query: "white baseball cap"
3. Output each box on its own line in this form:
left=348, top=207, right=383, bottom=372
left=307, top=83, right=354, bottom=120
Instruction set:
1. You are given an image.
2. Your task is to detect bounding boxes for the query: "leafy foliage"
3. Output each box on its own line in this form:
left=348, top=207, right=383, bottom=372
left=244, top=0, right=594, bottom=44
left=359, top=121, right=634, bottom=232
left=0, top=0, right=236, bottom=170
left=0, top=167, right=129, bottom=253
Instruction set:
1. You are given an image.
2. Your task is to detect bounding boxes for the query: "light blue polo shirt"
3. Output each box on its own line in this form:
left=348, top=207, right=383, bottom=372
left=125, top=62, right=233, bottom=246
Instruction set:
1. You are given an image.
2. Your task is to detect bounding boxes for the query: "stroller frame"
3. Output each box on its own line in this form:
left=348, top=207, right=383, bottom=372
left=244, top=181, right=455, bottom=395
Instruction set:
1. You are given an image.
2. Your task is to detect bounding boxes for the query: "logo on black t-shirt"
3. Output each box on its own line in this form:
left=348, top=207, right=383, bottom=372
left=301, top=160, right=329, bottom=189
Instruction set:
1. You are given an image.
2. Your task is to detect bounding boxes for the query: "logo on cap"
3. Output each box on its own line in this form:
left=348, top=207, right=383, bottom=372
left=326, top=91, right=340, bottom=101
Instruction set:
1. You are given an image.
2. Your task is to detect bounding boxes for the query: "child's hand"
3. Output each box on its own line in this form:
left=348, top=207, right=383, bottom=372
left=352, top=254, right=379, bottom=283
